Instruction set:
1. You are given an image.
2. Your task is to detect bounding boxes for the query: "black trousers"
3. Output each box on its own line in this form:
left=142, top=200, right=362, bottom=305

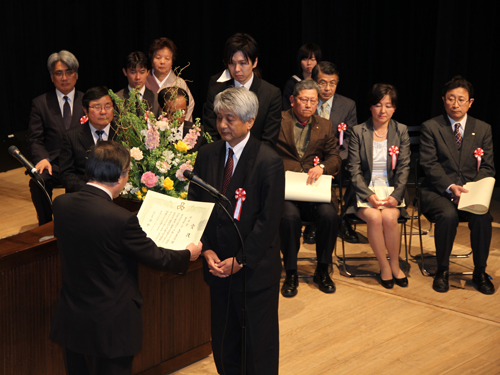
left=423, top=195, right=492, bottom=271
left=280, top=200, right=339, bottom=271
left=210, top=283, right=280, bottom=375
left=64, top=348, right=134, bottom=375
left=29, top=169, right=60, bottom=225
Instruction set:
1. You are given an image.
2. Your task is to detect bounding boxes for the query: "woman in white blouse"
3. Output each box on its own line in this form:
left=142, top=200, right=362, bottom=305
left=346, top=83, right=410, bottom=288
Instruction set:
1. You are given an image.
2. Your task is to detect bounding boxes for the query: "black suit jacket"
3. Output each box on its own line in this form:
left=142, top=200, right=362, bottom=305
left=49, top=185, right=190, bottom=358
left=202, top=73, right=282, bottom=148
left=59, top=123, right=116, bottom=192
left=188, top=136, right=285, bottom=292
left=420, top=114, right=495, bottom=212
left=27, top=90, right=85, bottom=171
left=116, top=86, right=160, bottom=118
left=321, top=93, right=357, bottom=161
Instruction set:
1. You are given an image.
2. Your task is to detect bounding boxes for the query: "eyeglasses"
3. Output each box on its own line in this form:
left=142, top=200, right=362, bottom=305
left=318, top=81, right=338, bottom=88
left=296, top=97, right=318, bottom=105
left=53, top=69, right=76, bottom=78
left=445, top=96, right=469, bottom=106
left=88, top=103, right=114, bottom=111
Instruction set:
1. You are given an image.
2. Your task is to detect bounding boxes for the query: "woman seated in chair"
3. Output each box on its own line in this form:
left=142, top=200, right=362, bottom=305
left=346, top=83, right=410, bottom=288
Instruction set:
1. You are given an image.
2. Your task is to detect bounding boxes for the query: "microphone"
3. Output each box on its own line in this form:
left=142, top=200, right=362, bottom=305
left=8, top=145, right=39, bottom=176
left=183, top=170, right=230, bottom=204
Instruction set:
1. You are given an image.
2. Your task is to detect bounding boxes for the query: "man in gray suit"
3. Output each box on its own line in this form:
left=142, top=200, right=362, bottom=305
left=311, top=61, right=359, bottom=243
left=27, top=50, right=84, bottom=225
left=420, top=76, right=495, bottom=295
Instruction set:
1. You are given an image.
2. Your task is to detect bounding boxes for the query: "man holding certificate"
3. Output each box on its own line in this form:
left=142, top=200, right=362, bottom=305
left=188, top=87, right=285, bottom=375
left=275, top=80, right=342, bottom=298
left=420, top=76, right=495, bottom=295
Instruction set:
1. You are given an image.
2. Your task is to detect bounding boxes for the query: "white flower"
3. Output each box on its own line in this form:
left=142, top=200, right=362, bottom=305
left=140, top=129, right=148, bottom=137
left=155, top=120, right=169, bottom=131
left=172, top=158, right=180, bottom=166
left=162, top=150, right=175, bottom=163
left=130, top=147, right=143, bottom=161
left=123, top=182, right=133, bottom=192
left=156, top=160, right=171, bottom=173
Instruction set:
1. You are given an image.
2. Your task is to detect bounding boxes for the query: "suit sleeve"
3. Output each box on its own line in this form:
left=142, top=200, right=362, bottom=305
left=390, top=125, right=411, bottom=203
left=27, top=99, right=49, bottom=163
left=419, top=121, right=456, bottom=194
left=322, top=125, right=342, bottom=176
left=59, top=131, right=87, bottom=192
left=202, top=76, right=220, bottom=142
left=347, top=127, right=375, bottom=201
left=260, top=86, right=282, bottom=148
left=474, top=123, right=495, bottom=181
left=120, top=214, right=191, bottom=274
left=237, top=153, right=285, bottom=269
left=342, top=100, right=357, bottom=159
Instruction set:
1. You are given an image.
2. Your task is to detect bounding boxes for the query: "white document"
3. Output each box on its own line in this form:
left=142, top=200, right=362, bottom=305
left=285, top=171, right=332, bottom=203
left=458, top=177, right=495, bottom=215
left=137, top=191, right=214, bottom=250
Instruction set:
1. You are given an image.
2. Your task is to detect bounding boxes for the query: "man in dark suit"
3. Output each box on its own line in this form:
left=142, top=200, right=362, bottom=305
left=50, top=140, right=202, bottom=375
left=189, top=87, right=284, bottom=375
left=312, top=61, right=360, bottom=243
left=420, top=76, right=495, bottom=295
left=116, top=51, right=160, bottom=118
left=59, top=86, right=116, bottom=192
left=158, top=86, right=206, bottom=153
left=27, top=50, right=84, bottom=225
left=276, top=80, right=342, bottom=298
left=203, top=33, right=281, bottom=148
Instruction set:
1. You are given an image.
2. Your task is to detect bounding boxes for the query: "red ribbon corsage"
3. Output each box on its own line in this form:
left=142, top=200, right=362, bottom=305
left=389, top=145, right=399, bottom=170
left=313, top=156, right=320, bottom=166
left=474, top=148, right=484, bottom=171
left=233, top=188, right=247, bottom=221
left=144, top=111, right=154, bottom=123
left=337, top=123, right=347, bottom=146
left=80, top=115, right=88, bottom=124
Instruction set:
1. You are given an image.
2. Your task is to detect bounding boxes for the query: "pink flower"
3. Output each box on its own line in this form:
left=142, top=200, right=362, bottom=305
left=183, top=128, right=200, bottom=150
left=141, top=171, right=158, bottom=188
left=176, top=161, right=193, bottom=181
left=145, top=126, right=160, bottom=150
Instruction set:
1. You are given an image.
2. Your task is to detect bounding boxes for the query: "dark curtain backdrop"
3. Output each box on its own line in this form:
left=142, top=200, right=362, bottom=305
left=1, top=0, right=499, bottom=171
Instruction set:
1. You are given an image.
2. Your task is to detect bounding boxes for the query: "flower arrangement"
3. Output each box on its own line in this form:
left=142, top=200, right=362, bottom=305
left=109, top=88, right=211, bottom=200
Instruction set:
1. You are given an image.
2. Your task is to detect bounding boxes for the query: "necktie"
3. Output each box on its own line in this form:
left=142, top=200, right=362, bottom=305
left=221, top=148, right=234, bottom=195
left=454, top=123, right=462, bottom=148
left=320, top=102, right=330, bottom=120
left=95, top=130, right=104, bottom=143
left=63, top=96, right=71, bottom=129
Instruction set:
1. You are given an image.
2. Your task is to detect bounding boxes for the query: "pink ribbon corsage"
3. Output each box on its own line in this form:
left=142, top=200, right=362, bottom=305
left=313, top=156, right=320, bottom=167
left=337, top=123, right=347, bottom=146
left=474, top=148, right=484, bottom=171
left=234, top=188, right=247, bottom=221
left=389, top=145, right=399, bottom=170
left=80, top=115, right=88, bottom=124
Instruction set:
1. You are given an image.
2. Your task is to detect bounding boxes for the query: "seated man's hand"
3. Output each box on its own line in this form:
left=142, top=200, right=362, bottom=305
left=306, top=166, right=324, bottom=185
left=186, top=241, right=203, bottom=261
left=36, top=159, right=52, bottom=175
left=450, top=184, right=469, bottom=198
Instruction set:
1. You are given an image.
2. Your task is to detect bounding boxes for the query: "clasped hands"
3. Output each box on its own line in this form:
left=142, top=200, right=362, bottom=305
left=367, top=194, right=399, bottom=208
left=203, top=250, right=243, bottom=278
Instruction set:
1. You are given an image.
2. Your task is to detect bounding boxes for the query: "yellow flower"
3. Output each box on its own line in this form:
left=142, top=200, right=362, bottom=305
left=163, top=177, right=174, bottom=190
left=142, top=187, right=148, bottom=193
left=175, top=141, right=188, bottom=153
left=136, top=191, right=143, bottom=199
left=179, top=192, right=187, bottom=199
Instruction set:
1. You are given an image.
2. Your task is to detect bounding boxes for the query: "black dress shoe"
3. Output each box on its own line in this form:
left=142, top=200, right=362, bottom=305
left=303, top=225, right=316, bottom=244
left=339, top=219, right=360, bottom=243
left=394, top=276, right=408, bottom=288
left=281, top=273, right=298, bottom=297
left=313, top=269, right=336, bottom=293
left=379, top=276, right=394, bottom=289
left=473, top=272, right=495, bottom=295
left=432, top=269, right=449, bottom=293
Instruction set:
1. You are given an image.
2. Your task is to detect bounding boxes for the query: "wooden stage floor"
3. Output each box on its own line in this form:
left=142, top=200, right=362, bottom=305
left=2, top=168, right=499, bottom=375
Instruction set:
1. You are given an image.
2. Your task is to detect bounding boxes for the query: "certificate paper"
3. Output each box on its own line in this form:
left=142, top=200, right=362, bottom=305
left=285, top=171, right=332, bottom=203
left=137, top=191, right=214, bottom=250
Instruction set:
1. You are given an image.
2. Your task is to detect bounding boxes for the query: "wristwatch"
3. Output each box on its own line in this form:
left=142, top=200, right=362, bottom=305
left=319, top=164, right=325, bottom=169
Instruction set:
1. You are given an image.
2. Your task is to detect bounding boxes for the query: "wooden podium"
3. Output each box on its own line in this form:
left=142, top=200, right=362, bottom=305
left=0, top=222, right=211, bottom=375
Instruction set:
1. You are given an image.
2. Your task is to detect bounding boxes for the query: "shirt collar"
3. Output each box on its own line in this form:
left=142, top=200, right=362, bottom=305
left=128, top=85, right=146, bottom=96
left=447, top=113, right=467, bottom=129
left=152, top=69, right=172, bottom=87
left=87, top=182, right=113, bottom=199
left=56, top=88, right=75, bottom=103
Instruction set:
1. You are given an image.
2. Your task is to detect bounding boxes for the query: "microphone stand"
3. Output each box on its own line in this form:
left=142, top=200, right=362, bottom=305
left=189, top=180, right=248, bottom=375
left=30, top=172, right=53, bottom=209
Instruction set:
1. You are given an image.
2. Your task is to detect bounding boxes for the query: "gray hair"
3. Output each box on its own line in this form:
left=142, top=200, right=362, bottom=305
left=214, top=87, right=259, bottom=123
left=292, top=80, right=320, bottom=97
left=47, top=50, right=79, bottom=73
